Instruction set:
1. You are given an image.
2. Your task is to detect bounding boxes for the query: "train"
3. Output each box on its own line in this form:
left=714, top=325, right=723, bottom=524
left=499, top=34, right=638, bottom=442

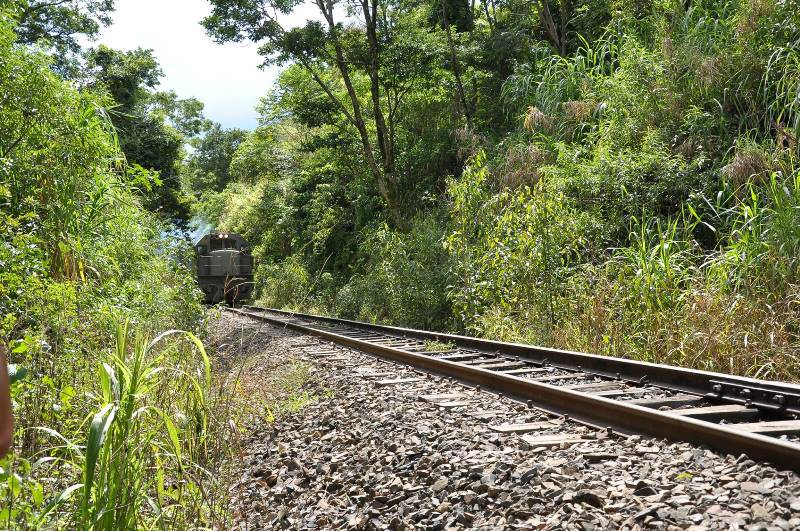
left=194, top=232, right=254, bottom=305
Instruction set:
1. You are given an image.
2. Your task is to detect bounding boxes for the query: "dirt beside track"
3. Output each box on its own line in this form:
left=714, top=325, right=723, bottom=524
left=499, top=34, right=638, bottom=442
left=214, top=312, right=800, bottom=531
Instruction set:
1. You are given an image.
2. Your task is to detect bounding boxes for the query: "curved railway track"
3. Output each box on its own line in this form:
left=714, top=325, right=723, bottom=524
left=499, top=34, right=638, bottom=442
left=229, top=305, right=800, bottom=472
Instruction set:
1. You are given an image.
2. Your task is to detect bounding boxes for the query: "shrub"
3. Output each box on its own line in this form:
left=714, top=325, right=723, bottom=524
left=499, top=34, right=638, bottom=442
left=446, top=152, right=602, bottom=341
left=335, top=215, right=453, bottom=329
left=256, top=256, right=312, bottom=309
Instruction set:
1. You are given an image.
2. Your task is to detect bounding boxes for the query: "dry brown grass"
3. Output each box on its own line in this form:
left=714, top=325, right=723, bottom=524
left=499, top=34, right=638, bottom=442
left=474, top=278, right=800, bottom=382
left=675, top=138, right=698, bottom=159
left=735, top=0, right=775, bottom=37
left=524, top=106, right=555, bottom=133
left=209, top=317, right=318, bottom=427
left=722, top=146, right=771, bottom=187
left=662, top=36, right=675, bottom=63
left=562, top=100, right=595, bottom=122
left=454, top=125, right=486, bottom=161
left=776, top=126, right=798, bottom=152
left=697, top=56, right=723, bottom=91
left=498, top=144, right=554, bottom=189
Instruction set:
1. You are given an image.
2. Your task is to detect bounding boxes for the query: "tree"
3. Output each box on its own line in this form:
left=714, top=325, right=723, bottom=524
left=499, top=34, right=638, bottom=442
left=152, top=90, right=212, bottom=137
left=84, top=45, right=161, bottom=109
left=203, top=0, right=438, bottom=224
left=183, top=123, right=247, bottom=195
left=0, top=14, right=120, bottom=279
left=9, top=0, right=116, bottom=75
left=529, top=0, right=611, bottom=57
left=84, top=45, right=208, bottom=220
left=435, top=0, right=474, bottom=124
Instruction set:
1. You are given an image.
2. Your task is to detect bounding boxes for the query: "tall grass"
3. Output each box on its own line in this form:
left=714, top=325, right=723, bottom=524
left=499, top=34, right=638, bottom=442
left=0, top=12, right=234, bottom=528
left=614, top=216, right=696, bottom=314
left=585, top=174, right=800, bottom=378
left=760, top=14, right=800, bottom=143
left=5, top=320, right=230, bottom=529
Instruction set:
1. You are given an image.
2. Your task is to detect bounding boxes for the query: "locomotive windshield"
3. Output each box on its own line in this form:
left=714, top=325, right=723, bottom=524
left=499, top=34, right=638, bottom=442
left=210, top=237, right=237, bottom=251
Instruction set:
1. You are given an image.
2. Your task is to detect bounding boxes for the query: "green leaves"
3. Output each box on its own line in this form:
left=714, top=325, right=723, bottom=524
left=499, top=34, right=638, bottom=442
left=7, top=364, right=27, bottom=386
left=83, top=45, right=207, bottom=220
left=183, top=124, right=247, bottom=195
left=80, top=403, right=117, bottom=523
left=35, top=483, right=83, bottom=525
left=46, top=321, right=216, bottom=530
left=10, top=0, right=116, bottom=76
left=0, top=17, right=121, bottom=281
left=0, top=11, right=216, bottom=529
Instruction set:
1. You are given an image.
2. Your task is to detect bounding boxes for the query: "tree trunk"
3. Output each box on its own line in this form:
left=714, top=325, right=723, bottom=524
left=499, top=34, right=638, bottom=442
left=316, top=0, right=397, bottom=220
left=361, top=0, right=402, bottom=224
left=536, top=0, right=568, bottom=56
left=441, top=0, right=473, bottom=125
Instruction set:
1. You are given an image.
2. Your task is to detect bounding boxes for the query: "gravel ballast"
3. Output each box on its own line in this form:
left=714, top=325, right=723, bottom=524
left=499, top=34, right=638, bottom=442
left=217, top=312, right=800, bottom=530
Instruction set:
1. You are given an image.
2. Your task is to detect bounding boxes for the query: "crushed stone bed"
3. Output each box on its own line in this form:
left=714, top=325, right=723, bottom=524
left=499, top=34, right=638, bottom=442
left=217, top=312, right=800, bottom=531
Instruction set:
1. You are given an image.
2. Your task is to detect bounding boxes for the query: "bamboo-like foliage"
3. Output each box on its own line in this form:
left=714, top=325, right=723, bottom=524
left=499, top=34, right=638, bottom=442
left=35, top=321, right=212, bottom=529
left=763, top=45, right=800, bottom=151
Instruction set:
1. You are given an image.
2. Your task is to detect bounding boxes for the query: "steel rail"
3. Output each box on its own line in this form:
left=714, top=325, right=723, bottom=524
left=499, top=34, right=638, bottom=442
left=231, top=306, right=800, bottom=471
left=242, top=306, right=800, bottom=409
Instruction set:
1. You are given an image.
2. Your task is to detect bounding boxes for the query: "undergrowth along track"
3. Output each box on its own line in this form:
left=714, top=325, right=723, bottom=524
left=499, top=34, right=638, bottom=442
left=229, top=306, right=800, bottom=472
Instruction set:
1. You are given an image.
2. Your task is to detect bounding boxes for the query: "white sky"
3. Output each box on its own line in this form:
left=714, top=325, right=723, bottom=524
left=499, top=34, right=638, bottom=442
left=94, top=0, right=317, bottom=130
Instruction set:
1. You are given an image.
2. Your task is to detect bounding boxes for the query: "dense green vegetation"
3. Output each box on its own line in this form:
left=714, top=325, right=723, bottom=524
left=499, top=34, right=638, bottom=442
left=196, top=0, right=800, bottom=380
left=0, top=4, right=235, bottom=527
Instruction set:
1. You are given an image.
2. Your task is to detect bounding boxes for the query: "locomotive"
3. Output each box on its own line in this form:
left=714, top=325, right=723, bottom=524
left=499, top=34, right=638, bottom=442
left=194, top=232, right=254, bottom=305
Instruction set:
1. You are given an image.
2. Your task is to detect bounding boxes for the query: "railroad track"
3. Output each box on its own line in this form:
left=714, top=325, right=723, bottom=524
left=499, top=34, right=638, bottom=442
left=229, top=305, right=800, bottom=471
